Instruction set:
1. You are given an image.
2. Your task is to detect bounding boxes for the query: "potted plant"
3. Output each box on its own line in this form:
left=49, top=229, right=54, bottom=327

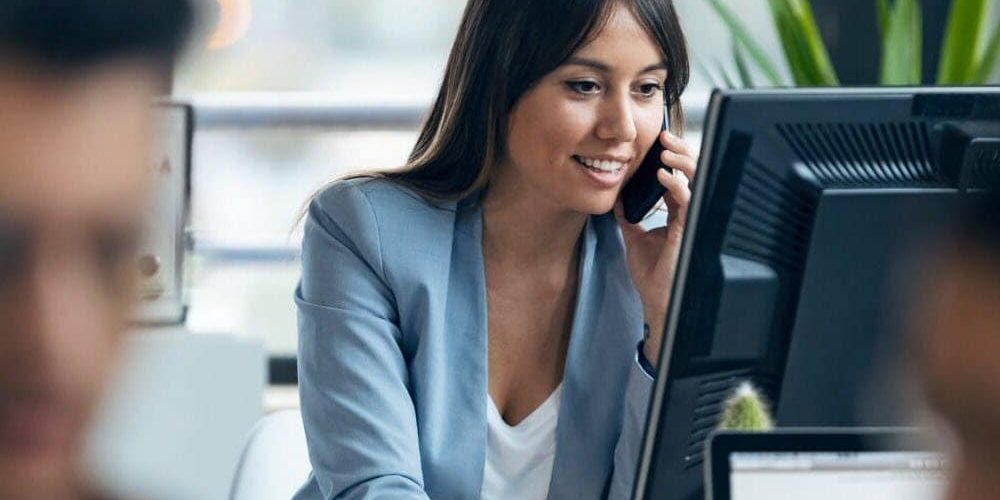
left=705, top=0, right=1000, bottom=87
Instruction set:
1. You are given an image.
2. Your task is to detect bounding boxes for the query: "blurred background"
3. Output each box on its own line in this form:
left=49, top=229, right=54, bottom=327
left=174, top=0, right=782, bottom=378
left=172, top=0, right=999, bottom=389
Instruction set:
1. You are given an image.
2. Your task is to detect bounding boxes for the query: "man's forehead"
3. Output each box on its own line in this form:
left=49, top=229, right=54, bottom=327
left=0, top=63, right=158, bottom=220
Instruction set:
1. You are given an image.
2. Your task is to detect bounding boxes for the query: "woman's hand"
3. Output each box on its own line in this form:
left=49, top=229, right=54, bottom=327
left=614, top=130, right=697, bottom=368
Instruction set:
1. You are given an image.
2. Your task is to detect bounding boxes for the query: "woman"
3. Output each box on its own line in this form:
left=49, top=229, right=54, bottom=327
left=294, top=0, right=695, bottom=498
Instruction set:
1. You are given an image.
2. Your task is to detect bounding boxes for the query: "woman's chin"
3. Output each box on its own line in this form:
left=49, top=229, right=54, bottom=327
left=571, top=196, right=618, bottom=217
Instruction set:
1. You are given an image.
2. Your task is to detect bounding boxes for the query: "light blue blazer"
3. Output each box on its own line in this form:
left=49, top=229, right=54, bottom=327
left=294, top=177, right=654, bottom=500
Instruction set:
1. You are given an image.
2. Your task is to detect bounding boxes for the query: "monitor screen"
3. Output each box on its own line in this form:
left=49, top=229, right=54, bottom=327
left=729, top=451, right=946, bottom=500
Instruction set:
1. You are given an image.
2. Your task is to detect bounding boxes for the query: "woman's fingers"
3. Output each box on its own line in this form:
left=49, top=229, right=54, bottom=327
left=657, top=131, right=697, bottom=181
left=659, top=148, right=696, bottom=182
left=660, top=130, right=695, bottom=157
left=656, top=167, right=692, bottom=221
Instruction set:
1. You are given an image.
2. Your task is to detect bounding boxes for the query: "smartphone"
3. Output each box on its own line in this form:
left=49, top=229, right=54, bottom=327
left=621, top=101, right=672, bottom=224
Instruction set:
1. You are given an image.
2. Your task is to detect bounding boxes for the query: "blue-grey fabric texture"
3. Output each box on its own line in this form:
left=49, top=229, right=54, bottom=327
left=293, top=178, right=654, bottom=500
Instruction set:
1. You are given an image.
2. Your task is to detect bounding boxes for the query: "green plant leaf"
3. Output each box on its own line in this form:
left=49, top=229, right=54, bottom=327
left=768, top=0, right=812, bottom=84
left=767, top=0, right=839, bottom=86
left=707, top=0, right=785, bottom=86
left=880, top=0, right=922, bottom=85
left=787, top=0, right=840, bottom=85
left=972, top=24, right=1000, bottom=83
left=877, top=0, right=892, bottom=43
left=909, top=0, right=923, bottom=83
left=733, top=39, right=756, bottom=88
left=937, top=0, right=989, bottom=84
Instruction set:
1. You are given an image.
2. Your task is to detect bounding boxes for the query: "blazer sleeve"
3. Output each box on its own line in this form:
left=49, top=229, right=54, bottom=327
left=606, top=342, right=656, bottom=499
left=295, top=182, right=430, bottom=499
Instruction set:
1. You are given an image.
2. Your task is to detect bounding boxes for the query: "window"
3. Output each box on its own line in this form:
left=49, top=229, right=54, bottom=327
left=177, top=1, right=466, bottom=362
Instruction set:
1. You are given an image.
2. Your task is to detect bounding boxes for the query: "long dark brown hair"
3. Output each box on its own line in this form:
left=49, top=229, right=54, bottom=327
left=348, top=0, right=689, bottom=204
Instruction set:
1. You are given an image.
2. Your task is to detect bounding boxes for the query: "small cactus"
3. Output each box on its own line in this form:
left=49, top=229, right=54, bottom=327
left=717, top=381, right=774, bottom=431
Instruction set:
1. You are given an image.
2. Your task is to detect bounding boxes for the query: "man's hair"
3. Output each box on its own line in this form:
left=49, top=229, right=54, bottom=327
left=0, top=0, right=194, bottom=72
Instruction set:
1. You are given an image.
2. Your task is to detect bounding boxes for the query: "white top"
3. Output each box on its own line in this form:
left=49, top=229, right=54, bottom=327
left=480, top=384, right=563, bottom=500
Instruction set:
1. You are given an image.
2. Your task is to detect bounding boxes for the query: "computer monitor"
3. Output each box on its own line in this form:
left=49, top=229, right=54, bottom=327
left=632, top=87, right=1000, bottom=500
left=706, top=429, right=946, bottom=500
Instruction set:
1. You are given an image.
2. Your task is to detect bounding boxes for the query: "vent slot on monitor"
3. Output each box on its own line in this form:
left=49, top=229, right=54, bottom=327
left=969, top=139, right=1000, bottom=188
left=776, top=122, right=938, bottom=187
left=682, top=370, right=776, bottom=470
left=723, top=157, right=816, bottom=275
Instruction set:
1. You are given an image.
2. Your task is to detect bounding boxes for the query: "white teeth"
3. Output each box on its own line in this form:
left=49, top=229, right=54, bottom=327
left=575, top=156, right=625, bottom=172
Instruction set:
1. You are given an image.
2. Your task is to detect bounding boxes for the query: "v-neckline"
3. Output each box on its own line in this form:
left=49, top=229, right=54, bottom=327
left=487, top=382, right=564, bottom=430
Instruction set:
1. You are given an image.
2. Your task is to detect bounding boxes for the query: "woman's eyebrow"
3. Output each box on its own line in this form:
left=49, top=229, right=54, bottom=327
left=564, top=57, right=667, bottom=74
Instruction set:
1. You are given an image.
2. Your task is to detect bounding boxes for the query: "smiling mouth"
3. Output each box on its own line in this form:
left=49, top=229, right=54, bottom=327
left=572, top=155, right=627, bottom=174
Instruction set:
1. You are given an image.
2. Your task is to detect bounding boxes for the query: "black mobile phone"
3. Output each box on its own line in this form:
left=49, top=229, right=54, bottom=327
left=621, top=102, right=672, bottom=224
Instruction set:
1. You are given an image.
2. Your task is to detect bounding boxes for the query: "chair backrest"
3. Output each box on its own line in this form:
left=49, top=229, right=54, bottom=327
left=229, top=409, right=312, bottom=500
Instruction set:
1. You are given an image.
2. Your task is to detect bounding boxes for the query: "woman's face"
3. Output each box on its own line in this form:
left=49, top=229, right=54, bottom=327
left=501, top=3, right=667, bottom=215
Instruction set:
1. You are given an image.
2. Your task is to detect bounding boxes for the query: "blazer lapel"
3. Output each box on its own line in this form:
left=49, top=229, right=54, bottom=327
left=548, top=214, right=645, bottom=499
left=429, top=192, right=489, bottom=499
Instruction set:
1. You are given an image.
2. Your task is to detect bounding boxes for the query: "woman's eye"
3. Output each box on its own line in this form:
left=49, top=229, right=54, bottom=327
left=638, top=83, right=664, bottom=97
left=567, top=80, right=601, bottom=94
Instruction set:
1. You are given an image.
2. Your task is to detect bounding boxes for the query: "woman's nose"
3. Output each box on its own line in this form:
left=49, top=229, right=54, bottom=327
left=595, top=92, right=638, bottom=143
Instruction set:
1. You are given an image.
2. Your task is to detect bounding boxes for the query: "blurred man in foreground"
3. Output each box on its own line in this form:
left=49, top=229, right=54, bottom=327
left=915, top=178, right=1000, bottom=500
left=0, top=1, right=191, bottom=498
